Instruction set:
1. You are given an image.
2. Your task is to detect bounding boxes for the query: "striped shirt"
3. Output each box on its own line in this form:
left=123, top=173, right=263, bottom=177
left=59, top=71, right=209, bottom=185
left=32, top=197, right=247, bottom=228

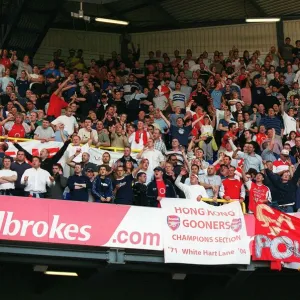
left=259, top=116, right=283, bottom=136
left=169, top=91, right=187, bottom=109
left=123, top=81, right=141, bottom=102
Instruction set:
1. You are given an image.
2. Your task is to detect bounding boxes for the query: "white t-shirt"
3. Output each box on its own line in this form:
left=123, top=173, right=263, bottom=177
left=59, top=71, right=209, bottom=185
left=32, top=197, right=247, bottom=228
left=78, top=128, right=98, bottom=144
left=190, top=64, right=201, bottom=72
left=175, top=176, right=208, bottom=200
left=229, top=99, right=243, bottom=112
left=232, top=59, right=241, bottom=71
left=180, top=59, right=196, bottom=69
left=67, top=143, right=90, bottom=163
left=52, top=115, right=78, bottom=136
left=0, top=169, right=17, bottom=190
left=282, top=111, right=297, bottom=135
left=201, top=125, right=214, bottom=135
left=140, top=149, right=165, bottom=171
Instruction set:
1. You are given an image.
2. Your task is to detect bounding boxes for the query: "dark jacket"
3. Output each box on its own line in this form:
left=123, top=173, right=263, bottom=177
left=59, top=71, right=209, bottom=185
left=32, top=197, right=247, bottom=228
left=11, top=161, right=31, bottom=189
left=265, top=165, right=300, bottom=205
left=67, top=174, right=91, bottom=201
left=92, top=176, right=113, bottom=202
left=48, top=174, right=68, bottom=199
left=291, top=145, right=300, bottom=159
left=133, top=182, right=148, bottom=206
left=146, top=179, right=177, bottom=207
left=14, top=139, right=71, bottom=174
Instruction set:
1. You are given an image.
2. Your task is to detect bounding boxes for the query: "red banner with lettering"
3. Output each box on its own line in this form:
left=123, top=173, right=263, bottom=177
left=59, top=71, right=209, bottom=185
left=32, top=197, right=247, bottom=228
left=253, top=204, right=300, bottom=267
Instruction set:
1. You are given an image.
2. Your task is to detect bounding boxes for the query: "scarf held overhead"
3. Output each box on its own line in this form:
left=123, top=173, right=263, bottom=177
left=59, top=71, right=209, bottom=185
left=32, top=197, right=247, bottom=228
left=135, top=130, right=148, bottom=145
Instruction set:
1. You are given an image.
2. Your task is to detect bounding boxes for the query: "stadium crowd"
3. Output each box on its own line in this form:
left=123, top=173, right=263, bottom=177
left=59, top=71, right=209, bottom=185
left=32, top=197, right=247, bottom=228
left=0, top=38, right=300, bottom=212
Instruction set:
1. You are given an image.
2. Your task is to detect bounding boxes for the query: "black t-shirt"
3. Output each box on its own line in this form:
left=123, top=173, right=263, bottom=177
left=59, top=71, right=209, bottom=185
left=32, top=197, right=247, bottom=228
left=268, top=79, right=281, bottom=89
left=251, top=86, right=266, bottom=106
left=259, top=95, right=280, bottom=111
left=88, top=91, right=100, bottom=110
left=292, top=47, right=300, bottom=59
left=31, top=82, right=47, bottom=97
left=199, top=70, right=210, bottom=83
left=78, top=93, right=92, bottom=117
left=16, top=79, right=29, bottom=97
left=276, top=66, right=287, bottom=75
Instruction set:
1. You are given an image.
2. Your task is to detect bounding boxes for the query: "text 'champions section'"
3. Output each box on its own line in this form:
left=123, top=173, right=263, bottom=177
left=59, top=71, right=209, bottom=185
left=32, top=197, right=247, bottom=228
left=161, top=199, right=250, bottom=265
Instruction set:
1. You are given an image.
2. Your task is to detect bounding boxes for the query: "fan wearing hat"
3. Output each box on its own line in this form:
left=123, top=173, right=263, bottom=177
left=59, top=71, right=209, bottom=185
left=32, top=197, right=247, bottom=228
left=273, top=149, right=292, bottom=174
left=146, top=166, right=176, bottom=207
left=175, top=168, right=208, bottom=201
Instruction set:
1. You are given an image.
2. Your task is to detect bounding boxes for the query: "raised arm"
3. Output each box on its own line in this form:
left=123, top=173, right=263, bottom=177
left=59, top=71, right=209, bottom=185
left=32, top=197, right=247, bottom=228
left=175, top=173, right=187, bottom=193
left=280, top=98, right=286, bottom=114
left=267, top=128, right=276, bottom=151
left=192, top=115, right=204, bottom=127
left=66, top=148, right=81, bottom=168
left=132, top=160, right=144, bottom=178
left=228, top=136, right=237, bottom=151
left=159, top=110, right=170, bottom=128
left=54, top=77, right=70, bottom=96
left=50, top=139, right=72, bottom=163
left=210, top=114, right=216, bottom=128
left=291, top=163, right=300, bottom=185
left=13, top=142, right=33, bottom=162
left=241, top=165, right=250, bottom=183
left=188, top=136, right=196, bottom=153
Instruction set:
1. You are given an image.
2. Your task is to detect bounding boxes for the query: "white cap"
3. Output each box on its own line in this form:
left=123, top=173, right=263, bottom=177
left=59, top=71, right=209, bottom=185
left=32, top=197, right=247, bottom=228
left=281, top=149, right=290, bottom=156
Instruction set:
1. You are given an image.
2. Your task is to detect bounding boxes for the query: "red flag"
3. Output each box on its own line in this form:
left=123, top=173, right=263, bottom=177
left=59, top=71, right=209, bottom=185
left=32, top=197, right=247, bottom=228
left=253, top=204, right=300, bottom=267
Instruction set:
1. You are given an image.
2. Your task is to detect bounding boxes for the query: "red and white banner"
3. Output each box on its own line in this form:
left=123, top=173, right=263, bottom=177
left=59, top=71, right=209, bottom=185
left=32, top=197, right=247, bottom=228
left=161, top=198, right=250, bottom=265
left=0, top=196, right=163, bottom=250
left=253, top=204, right=300, bottom=265
left=6, top=141, right=137, bottom=177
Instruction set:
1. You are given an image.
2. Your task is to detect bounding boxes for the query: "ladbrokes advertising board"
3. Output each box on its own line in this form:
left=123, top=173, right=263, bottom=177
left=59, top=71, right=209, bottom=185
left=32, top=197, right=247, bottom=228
left=0, top=196, right=163, bottom=250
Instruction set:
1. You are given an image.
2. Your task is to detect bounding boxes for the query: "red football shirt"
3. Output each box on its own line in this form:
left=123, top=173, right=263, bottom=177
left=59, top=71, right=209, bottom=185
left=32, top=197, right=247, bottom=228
left=47, top=94, right=68, bottom=118
left=156, top=180, right=166, bottom=208
left=8, top=124, right=25, bottom=138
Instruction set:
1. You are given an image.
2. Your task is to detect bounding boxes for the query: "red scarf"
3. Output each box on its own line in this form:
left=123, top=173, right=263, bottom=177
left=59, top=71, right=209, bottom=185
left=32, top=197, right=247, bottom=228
left=135, top=130, right=148, bottom=145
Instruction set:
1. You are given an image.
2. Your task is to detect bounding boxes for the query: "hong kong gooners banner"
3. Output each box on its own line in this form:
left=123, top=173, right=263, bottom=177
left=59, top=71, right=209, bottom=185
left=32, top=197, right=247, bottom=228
left=161, top=198, right=250, bottom=265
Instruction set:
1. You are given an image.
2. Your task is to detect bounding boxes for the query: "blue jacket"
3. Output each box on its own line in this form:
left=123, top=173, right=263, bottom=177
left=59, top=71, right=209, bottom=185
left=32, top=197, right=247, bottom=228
left=92, top=176, right=113, bottom=202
